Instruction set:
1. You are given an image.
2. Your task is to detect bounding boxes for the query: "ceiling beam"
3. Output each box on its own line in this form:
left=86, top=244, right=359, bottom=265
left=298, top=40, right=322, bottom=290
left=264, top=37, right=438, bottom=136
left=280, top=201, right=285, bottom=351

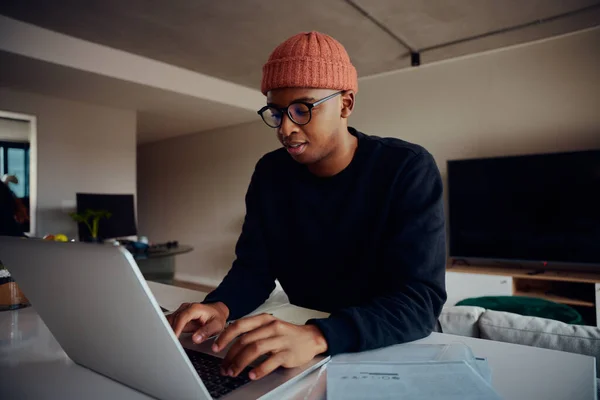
left=344, top=0, right=415, bottom=54
left=0, top=15, right=264, bottom=112
left=419, top=2, right=600, bottom=54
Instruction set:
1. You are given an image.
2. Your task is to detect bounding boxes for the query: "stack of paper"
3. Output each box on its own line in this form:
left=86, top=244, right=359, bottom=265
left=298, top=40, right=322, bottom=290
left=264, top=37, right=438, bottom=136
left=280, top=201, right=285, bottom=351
left=305, top=344, right=501, bottom=400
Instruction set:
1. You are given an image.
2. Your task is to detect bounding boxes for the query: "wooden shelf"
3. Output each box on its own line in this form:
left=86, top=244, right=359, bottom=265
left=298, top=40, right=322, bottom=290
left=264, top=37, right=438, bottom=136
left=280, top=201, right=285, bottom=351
left=513, top=290, right=595, bottom=308
left=446, top=262, right=600, bottom=327
left=447, top=264, right=600, bottom=284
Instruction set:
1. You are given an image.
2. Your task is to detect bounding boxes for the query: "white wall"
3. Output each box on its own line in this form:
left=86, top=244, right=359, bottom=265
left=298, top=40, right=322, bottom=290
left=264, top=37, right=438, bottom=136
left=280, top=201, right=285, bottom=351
left=138, top=27, right=600, bottom=287
left=137, top=121, right=277, bottom=287
left=0, top=117, right=29, bottom=142
left=0, top=88, right=137, bottom=238
left=351, top=27, right=600, bottom=180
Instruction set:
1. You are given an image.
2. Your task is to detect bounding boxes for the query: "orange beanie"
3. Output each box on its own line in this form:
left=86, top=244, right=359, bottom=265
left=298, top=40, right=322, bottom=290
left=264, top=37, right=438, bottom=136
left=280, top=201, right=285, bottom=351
left=261, top=31, right=358, bottom=95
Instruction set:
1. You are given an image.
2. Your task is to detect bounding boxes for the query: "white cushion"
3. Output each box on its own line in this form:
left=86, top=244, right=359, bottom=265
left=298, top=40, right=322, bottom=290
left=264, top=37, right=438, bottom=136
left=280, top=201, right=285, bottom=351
left=439, top=306, right=486, bottom=338
left=479, top=310, right=600, bottom=378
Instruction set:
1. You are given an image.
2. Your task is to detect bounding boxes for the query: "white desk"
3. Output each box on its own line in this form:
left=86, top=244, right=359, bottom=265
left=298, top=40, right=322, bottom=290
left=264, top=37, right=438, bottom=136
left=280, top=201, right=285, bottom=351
left=0, top=282, right=596, bottom=400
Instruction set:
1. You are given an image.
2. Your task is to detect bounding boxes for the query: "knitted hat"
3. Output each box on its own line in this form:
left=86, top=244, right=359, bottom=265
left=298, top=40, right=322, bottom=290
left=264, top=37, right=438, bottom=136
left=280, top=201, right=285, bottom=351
left=261, top=31, right=358, bottom=95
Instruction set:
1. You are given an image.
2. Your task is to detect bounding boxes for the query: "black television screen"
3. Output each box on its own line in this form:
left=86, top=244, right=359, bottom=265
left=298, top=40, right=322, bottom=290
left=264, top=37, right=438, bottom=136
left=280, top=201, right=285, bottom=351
left=76, top=193, right=137, bottom=241
left=448, top=150, right=600, bottom=265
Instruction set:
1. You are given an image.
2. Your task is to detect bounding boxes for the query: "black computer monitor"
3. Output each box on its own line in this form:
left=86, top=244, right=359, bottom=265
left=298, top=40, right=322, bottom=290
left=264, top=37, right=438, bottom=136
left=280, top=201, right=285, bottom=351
left=76, top=193, right=137, bottom=241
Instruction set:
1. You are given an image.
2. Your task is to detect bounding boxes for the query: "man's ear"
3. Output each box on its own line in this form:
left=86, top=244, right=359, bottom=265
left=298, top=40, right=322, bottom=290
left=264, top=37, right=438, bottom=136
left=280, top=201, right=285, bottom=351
left=340, top=90, right=355, bottom=119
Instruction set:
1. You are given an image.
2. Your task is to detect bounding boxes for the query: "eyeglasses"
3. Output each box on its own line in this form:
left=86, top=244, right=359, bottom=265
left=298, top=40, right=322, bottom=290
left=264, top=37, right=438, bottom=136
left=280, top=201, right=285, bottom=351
left=257, top=91, right=343, bottom=128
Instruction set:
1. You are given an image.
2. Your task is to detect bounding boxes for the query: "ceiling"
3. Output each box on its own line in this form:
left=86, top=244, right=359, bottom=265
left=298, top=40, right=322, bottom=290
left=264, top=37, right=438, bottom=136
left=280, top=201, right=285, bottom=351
left=0, top=1, right=598, bottom=143
left=0, top=50, right=258, bottom=144
left=1, top=0, right=599, bottom=91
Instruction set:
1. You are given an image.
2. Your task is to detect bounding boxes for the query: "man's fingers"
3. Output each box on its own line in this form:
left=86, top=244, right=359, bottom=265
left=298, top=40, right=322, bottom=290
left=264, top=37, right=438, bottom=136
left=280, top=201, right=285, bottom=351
left=167, top=303, right=192, bottom=328
left=220, top=324, right=278, bottom=368
left=176, top=302, right=191, bottom=311
left=249, top=352, right=287, bottom=380
left=191, top=319, right=223, bottom=344
left=226, top=337, right=286, bottom=378
left=172, top=303, right=191, bottom=317
left=172, top=306, right=206, bottom=337
left=214, top=313, right=276, bottom=352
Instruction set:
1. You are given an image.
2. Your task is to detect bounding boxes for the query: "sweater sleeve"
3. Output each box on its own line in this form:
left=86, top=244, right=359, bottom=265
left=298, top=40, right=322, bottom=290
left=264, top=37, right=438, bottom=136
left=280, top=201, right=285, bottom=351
left=308, top=151, right=447, bottom=356
left=202, top=158, right=276, bottom=320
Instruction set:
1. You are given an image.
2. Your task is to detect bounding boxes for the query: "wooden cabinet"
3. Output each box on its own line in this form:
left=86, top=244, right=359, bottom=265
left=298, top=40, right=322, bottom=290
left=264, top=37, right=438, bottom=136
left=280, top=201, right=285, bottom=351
left=446, top=265, right=600, bottom=327
left=445, top=271, right=512, bottom=307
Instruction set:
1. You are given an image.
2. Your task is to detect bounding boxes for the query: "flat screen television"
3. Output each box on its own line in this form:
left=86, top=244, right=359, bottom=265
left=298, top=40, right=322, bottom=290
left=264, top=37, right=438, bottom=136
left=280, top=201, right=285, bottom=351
left=448, top=150, right=600, bottom=267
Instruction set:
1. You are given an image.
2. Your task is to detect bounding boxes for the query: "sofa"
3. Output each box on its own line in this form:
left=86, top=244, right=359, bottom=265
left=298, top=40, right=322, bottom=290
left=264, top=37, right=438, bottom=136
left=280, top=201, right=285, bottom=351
left=439, top=306, right=600, bottom=397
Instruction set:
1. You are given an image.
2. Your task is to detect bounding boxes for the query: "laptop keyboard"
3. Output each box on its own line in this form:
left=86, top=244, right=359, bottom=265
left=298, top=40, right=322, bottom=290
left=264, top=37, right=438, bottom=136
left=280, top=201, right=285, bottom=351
left=184, top=349, right=252, bottom=399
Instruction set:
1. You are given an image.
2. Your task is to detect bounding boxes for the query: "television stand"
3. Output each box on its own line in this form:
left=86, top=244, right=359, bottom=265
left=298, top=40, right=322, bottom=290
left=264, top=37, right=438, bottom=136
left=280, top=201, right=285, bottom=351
left=445, top=264, right=600, bottom=327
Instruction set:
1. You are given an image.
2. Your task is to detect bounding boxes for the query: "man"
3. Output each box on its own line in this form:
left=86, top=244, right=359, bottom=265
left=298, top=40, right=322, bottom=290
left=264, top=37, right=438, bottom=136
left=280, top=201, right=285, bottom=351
left=0, top=175, right=25, bottom=236
left=1, top=175, right=28, bottom=225
left=168, top=31, right=446, bottom=381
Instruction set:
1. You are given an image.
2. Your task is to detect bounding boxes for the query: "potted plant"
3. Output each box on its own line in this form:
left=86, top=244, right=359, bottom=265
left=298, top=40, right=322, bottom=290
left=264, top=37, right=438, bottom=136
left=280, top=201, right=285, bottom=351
left=69, top=209, right=112, bottom=242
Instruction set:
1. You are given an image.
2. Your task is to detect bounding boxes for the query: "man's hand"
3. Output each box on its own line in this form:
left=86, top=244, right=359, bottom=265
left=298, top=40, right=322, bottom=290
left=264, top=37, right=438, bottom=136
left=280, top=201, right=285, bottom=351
left=167, top=302, right=229, bottom=343
left=213, top=313, right=328, bottom=381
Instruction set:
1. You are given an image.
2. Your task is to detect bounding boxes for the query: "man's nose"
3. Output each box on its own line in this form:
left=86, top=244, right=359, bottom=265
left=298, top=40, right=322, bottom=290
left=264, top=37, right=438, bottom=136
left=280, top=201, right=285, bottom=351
left=278, top=113, right=298, bottom=138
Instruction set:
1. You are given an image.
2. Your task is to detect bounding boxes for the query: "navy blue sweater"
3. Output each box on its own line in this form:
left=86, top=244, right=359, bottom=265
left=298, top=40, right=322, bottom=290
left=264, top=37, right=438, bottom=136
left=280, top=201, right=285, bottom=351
left=204, top=128, right=446, bottom=356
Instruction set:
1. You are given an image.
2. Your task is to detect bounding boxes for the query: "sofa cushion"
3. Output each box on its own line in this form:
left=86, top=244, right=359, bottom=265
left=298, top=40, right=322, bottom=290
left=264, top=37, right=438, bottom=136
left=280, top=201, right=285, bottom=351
left=457, top=295, right=583, bottom=325
left=439, top=306, right=486, bottom=338
left=479, top=310, right=600, bottom=378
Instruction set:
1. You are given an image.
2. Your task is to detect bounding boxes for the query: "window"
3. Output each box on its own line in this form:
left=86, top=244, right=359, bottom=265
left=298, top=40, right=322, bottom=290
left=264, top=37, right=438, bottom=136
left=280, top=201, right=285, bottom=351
left=1, top=140, right=30, bottom=232
left=6, top=146, right=28, bottom=198
left=1, top=141, right=30, bottom=198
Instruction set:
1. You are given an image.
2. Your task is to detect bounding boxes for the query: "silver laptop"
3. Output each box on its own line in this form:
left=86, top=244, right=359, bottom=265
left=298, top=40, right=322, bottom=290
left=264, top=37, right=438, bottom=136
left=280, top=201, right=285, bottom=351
left=0, top=237, right=329, bottom=399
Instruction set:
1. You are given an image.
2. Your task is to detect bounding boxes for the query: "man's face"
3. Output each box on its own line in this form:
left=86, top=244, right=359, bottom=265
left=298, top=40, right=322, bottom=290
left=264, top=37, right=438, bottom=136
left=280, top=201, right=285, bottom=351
left=266, top=88, right=345, bottom=165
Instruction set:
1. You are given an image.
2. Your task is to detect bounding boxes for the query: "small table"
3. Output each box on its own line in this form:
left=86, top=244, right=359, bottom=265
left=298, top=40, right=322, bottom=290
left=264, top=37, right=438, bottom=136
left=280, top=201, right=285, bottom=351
left=133, top=245, right=193, bottom=284
left=0, top=282, right=596, bottom=399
